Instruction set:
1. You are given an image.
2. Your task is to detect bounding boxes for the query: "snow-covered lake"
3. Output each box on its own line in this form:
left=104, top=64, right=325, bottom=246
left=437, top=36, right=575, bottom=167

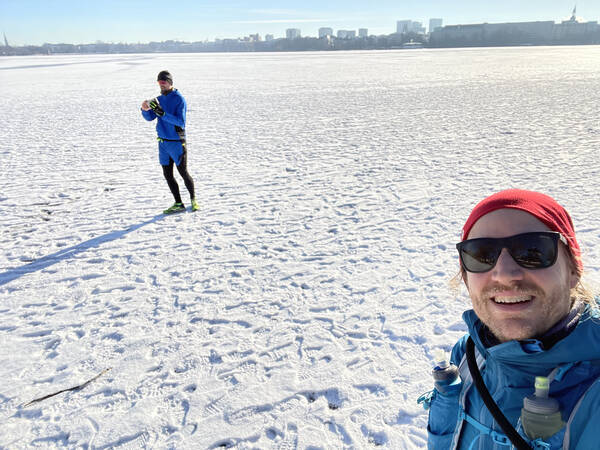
left=1, top=47, right=600, bottom=448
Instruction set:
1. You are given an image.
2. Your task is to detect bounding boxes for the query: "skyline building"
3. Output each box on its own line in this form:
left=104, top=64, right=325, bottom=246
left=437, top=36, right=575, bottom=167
left=337, top=30, right=357, bottom=39
left=286, top=28, right=301, bottom=39
left=397, top=20, right=426, bottom=34
left=318, top=27, right=333, bottom=38
left=429, top=18, right=443, bottom=33
left=430, top=12, right=600, bottom=47
left=358, top=28, right=368, bottom=37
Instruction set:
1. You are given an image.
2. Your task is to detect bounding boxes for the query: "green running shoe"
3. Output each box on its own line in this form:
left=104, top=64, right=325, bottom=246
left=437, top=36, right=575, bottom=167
left=191, top=198, right=199, bottom=212
left=163, top=202, right=185, bottom=214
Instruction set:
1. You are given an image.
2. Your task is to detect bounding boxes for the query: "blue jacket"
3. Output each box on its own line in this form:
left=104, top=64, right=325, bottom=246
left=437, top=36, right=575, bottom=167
left=425, top=304, right=600, bottom=449
left=142, top=88, right=187, bottom=141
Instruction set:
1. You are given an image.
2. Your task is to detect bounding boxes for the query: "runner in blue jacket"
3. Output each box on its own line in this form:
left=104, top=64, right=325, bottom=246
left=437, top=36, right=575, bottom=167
left=421, top=189, right=600, bottom=450
left=141, top=70, right=198, bottom=214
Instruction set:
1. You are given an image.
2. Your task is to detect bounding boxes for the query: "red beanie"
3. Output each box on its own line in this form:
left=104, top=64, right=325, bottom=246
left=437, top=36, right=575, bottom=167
left=461, top=189, right=582, bottom=273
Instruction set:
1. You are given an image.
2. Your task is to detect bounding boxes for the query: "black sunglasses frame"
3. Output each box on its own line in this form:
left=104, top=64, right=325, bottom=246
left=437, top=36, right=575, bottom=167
left=456, top=231, right=567, bottom=273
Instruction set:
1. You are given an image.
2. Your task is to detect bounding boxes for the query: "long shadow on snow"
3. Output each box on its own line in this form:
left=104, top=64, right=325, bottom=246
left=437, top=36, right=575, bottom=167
left=0, top=214, right=165, bottom=287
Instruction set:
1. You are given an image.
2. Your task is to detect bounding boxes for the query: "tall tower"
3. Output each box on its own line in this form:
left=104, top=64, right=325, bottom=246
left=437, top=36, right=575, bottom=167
left=570, top=5, right=577, bottom=22
left=3, top=33, right=9, bottom=47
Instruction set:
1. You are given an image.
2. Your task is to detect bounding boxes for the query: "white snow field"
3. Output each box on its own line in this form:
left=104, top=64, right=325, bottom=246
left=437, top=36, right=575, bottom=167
left=1, top=47, right=600, bottom=448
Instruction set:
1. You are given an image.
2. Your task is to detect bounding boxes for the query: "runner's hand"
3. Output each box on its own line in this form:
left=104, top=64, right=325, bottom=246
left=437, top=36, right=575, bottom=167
left=148, top=98, right=165, bottom=116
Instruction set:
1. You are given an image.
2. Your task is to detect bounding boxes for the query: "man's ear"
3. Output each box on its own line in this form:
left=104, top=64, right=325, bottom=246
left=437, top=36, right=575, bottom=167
left=569, top=270, right=580, bottom=290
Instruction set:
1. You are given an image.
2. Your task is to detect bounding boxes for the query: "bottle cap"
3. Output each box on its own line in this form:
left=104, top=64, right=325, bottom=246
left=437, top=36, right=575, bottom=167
left=535, top=376, right=549, bottom=391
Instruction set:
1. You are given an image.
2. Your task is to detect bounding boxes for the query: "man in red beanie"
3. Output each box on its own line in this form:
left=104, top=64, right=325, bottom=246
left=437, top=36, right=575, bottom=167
left=459, top=189, right=583, bottom=343
left=421, top=189, right=600, bottom=450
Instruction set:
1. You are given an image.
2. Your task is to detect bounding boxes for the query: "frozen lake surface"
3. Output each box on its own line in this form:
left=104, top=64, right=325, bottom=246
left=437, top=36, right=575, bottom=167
left=1, top=47, right=600, bottom=448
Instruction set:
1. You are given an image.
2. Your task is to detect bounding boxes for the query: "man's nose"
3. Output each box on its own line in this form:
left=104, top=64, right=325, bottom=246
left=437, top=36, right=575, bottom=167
left=491, top=248, right=524, bottom=281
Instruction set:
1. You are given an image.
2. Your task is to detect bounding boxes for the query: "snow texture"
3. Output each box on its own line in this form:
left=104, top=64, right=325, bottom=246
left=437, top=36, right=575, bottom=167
left=1, top=47, right=600, bottom=448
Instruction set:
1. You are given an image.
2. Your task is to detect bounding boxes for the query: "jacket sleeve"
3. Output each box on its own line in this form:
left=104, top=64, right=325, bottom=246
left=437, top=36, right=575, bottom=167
left=160, top=96, right=186, bottom=128
left=569, top=379, right=600, bottom=449
left=142, top=109, right=156, bottom=121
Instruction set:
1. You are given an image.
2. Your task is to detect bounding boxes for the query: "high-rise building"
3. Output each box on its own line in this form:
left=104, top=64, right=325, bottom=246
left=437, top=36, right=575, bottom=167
left=358, top=28, right=368, bottom=37
left=337, top=30, right=356, bottom=39
left=319, top=27, right=334, bottom=38
left=397, top=20, right=426, bottom=34
left=286, top=28, right=301, bottom=39
left=429, top=18, right=443, bottom=33
left=397, top=20, right=411, bottom=33
left=265, top=34, right=274, bottom=41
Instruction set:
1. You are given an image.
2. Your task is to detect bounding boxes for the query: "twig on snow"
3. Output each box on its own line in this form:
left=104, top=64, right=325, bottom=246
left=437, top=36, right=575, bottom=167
left=22, top=368, right=112, bottom=408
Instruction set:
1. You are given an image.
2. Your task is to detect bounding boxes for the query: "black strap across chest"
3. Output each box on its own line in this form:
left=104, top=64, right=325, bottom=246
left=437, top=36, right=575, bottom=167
left=466, top=337, right=532, bottom=450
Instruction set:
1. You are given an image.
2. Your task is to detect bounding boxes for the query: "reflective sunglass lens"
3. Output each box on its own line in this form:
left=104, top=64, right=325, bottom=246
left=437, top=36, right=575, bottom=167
left=460, top=240, right=500, bottom=273
left=510, top=234, right=556, bottom=269
left=457, top=232, right=560, bottom=273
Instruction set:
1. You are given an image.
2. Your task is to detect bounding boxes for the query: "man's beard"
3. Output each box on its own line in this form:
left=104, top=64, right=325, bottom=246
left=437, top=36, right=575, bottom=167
left=473, top=280, right=572, bottom=342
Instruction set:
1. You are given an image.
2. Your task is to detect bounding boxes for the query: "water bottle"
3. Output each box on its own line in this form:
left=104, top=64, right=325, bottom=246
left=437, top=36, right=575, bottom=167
left=432, top=349, right=461, bottom=395
left=521, top=376, right=564, bottom=440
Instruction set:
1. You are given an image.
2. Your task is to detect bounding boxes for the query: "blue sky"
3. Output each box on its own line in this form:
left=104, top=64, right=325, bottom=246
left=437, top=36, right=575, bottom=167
left=2, top=0, right=598, bottom=46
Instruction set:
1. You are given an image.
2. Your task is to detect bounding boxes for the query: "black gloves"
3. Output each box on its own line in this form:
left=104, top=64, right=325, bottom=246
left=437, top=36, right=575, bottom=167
left=148, top=98, right=165, bottom=116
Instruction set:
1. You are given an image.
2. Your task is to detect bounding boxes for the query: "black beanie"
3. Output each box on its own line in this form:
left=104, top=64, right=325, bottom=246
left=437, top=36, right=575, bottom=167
left=157, top=70, right=173, bottom=84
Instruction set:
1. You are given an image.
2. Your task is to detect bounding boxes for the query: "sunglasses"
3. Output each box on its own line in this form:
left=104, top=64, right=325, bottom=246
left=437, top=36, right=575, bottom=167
left=456, top=231, right=567, bottom=273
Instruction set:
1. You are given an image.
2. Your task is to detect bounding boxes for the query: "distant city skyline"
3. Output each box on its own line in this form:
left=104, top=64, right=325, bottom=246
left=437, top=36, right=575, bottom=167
left=2, top=0, right=599, bottom=46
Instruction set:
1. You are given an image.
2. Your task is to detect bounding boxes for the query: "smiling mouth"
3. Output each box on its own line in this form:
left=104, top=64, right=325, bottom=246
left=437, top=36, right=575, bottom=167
left=492, top=295, right=533, bottom=304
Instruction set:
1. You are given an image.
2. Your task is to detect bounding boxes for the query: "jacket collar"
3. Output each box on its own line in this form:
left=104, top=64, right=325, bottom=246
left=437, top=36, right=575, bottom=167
left=463, top=302, right=600, bottom=367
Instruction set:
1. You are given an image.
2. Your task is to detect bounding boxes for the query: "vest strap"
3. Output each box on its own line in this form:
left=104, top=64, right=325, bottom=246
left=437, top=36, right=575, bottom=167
left=460, top=409, right=512, bottom=447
